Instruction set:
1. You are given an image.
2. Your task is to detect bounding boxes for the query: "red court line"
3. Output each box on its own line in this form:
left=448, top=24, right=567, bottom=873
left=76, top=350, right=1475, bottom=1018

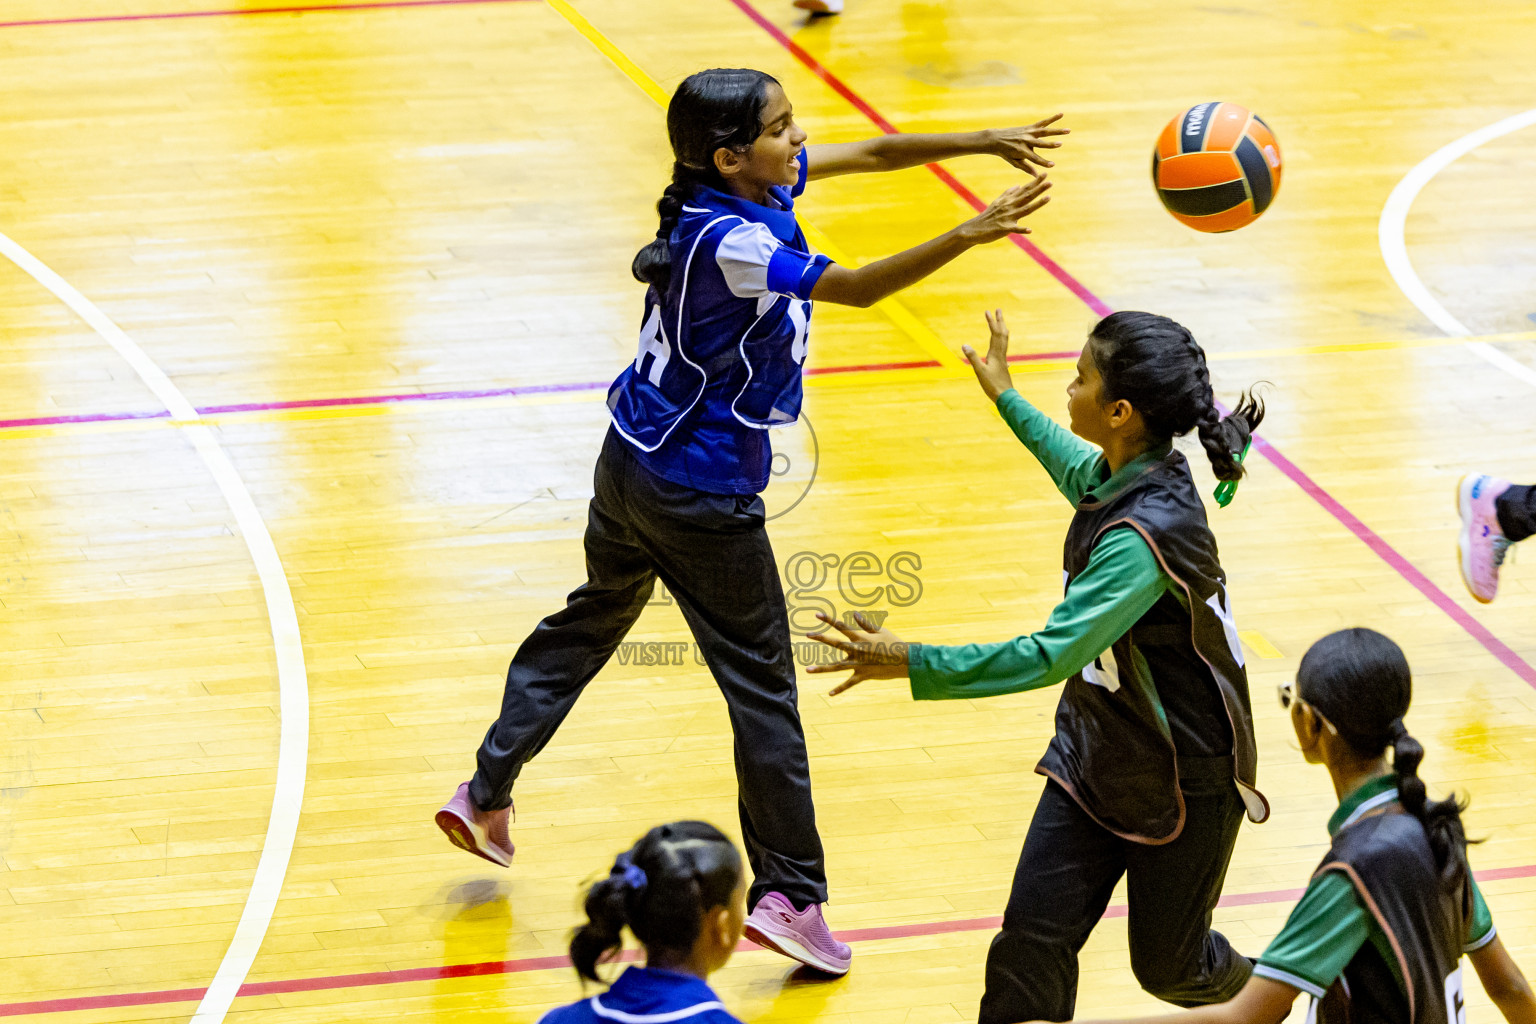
left=0, top=0, right=535, bottom=31
left=724, top=0, right=1114, bottom=320
left=0, top=352, right=1079, bottom=432
left=1250, top=432, right=1536, bottom=687
left=6, top=867, right=1532, bottom=1018
left=729, top=0, right=1536, bottom=690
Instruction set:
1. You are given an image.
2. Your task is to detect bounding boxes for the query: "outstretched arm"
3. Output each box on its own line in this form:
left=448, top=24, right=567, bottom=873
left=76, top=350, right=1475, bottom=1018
left=809, top=178, right=1051, bottom=308
left=805, top=115, right=1068, bottom=180
left=1470, top=936, right=1536, bottom=1024
left=807, top=527, right=1167, bottom=699
left=1057, top=976, right=1298, bottom=1024
left=966, top=310, right=1101, bottom=503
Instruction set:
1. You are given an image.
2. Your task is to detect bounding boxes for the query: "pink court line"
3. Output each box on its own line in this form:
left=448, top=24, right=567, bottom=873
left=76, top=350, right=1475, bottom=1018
left=724, top=0, right=1115, bottom=320
left=0, top=352, right=1079, bottom=432
left=0, top=0, right=535, bottom=32
left=4, top=866, right=1533, bottom=1018
left=729, top=0, right=1536, bottom=690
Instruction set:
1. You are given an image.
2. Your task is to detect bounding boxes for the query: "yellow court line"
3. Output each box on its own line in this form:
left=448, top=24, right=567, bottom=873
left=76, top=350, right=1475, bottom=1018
left=542, top=0, right=963, bottom=368
left=1239, top=630, right=1283, bottom=660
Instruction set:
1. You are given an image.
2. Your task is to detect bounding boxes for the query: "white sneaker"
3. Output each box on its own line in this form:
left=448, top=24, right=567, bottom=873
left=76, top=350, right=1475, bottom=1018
left=794, top=0, right=844, bottom=14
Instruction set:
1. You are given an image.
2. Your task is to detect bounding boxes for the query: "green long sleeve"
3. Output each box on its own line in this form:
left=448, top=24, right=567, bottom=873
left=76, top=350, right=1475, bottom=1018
left=908, top=527, right=1170, bottom=700
left=995, top=388, right=1102, bottom=504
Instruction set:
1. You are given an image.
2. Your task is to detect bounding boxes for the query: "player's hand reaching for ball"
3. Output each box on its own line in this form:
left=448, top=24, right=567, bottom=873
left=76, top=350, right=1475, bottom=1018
left=964, top=310, right=1017, bottom=403
left=985, top=113, right=1069, bottom=174
left=807, top=611, right=911, bottom=695
left=963, top=177, right=1052, bottom=243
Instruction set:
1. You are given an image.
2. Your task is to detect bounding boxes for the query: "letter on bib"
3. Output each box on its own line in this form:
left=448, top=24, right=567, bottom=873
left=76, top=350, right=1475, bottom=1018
left=635, top=305, right=671, bottom=386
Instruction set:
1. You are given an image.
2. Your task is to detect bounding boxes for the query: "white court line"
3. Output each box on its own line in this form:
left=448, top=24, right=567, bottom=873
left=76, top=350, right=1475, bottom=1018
left=0, top=232, right=309, bottom=1024
left=1379, top=107, right=1536, bottom=388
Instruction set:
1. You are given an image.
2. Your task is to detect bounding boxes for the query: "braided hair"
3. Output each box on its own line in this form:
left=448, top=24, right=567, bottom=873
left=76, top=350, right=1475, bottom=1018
left=1087, top=311, right=1264, bottom=482
left=569, top=820, right=743, bottom=982
left=631, top=69, right=781, bottom=292
left=1297, top=628, right=1474, bottom=893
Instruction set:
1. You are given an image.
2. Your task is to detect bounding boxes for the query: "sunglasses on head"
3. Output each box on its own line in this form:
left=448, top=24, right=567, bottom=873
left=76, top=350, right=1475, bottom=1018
left=1277, top=680, right=1339, bottom=736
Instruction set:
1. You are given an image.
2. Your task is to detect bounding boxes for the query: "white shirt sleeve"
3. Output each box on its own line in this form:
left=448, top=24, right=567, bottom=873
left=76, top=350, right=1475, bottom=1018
left=714, top=221, right=783, bottom=299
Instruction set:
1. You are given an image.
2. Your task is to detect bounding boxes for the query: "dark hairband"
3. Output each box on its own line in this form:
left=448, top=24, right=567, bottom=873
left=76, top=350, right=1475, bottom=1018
left=1387, top=718, right=1407, bottom=742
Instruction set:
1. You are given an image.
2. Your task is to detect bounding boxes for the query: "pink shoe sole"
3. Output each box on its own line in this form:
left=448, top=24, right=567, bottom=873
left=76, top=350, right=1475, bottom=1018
left=1456, top=474, right=1508, bottom=605
left=435, top=786, right=513, bottom=867
left=743, top=894, right=852, bottom=976
left=743, top=920, right=850, bottom=975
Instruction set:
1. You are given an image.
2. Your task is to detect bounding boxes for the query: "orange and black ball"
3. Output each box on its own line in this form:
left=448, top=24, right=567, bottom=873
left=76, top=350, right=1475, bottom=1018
left=1153, top=102, right=1282, bottom=232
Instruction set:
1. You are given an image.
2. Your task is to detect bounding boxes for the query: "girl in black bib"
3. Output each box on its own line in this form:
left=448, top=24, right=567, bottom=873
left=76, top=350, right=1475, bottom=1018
left=811, top=310, right=1267, bottom=1022
left=1056, top=628, right=1536, bottom=1024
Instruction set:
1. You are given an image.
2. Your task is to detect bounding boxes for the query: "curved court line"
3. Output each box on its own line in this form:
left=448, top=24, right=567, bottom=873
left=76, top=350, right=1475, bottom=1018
left=1380, top=107, right=1536, bottom=389
left=720, top=0, right=1536, bottom=689
left=0, top=233, right=310, bottom=1024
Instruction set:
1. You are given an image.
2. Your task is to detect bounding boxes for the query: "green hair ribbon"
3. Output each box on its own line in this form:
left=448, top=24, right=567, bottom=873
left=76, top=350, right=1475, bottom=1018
left=1212, top=440, right=1252, bottom=509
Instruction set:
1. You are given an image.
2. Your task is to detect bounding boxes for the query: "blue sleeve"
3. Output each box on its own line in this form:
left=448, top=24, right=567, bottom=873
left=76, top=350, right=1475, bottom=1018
left=535, top=1003, right=588, bottom=1024
left=717, top=220, right=832, bottom=301
left=791, top=147, right=809, bottom=198
left=766, top=247, right=832, bottom=300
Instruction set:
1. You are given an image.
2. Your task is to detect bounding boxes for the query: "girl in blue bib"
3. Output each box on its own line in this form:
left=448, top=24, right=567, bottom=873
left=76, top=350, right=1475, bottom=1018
left=540, top=822, right=746, bottom=1024
left=441, top=66, right=1064, bottom=976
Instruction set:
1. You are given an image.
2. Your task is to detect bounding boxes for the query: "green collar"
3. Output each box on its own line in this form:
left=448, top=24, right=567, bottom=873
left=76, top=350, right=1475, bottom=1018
left=1083, top=441, right=1175, bottom=504
left=1327, top=774, right=1399, bottom=837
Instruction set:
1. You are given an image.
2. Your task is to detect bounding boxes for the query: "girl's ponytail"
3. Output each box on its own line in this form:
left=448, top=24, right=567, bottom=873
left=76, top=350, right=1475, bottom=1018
left=1197, top=390, right=1264, bottom=483
left=1087, top=311, right=1265, bottom=483
left=570, top=856, right=641, bottom=982
left=631, top=69, right=780, bottom=294
left=1298, top=629, right=1475, bottom=895
left=1389, top=719, right=1473, bottom=891
left=632, top=173, right=700, bottom=291
left=568, top=821, right=742, bottom=983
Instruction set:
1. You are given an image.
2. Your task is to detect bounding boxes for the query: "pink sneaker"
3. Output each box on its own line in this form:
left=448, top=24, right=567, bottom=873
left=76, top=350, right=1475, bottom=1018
left=435, top=782, right=514, bottom=867
left=1458, top=474, right=1513, bottom=604
left=743, top=891, right=852, bottom=975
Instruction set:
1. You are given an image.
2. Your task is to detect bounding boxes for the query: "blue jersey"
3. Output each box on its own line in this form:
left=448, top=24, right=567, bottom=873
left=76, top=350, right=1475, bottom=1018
left=538, top=967, right=742, bottom=1024
left=607, top=150, right=832, bottom=495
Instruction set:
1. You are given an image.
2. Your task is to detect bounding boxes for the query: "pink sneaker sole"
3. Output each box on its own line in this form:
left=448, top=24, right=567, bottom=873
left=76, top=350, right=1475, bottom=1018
left=435, top=785, right=513, bottom=867
left=743, top=922, right=850, bottom=975
left=743, top=900, right=852, bottom=976
left=1456, top=474, right=1506, bottom=605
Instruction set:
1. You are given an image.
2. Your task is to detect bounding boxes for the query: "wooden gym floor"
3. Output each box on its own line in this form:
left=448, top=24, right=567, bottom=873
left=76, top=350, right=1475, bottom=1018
left=1, top=0, right=1534, bottom=1021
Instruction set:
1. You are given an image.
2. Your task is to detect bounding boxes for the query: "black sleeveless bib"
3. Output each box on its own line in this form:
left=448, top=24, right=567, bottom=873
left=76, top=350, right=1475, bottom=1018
left=1311, top=809, right=1470, bottom=1024
left=1035, top=449, right=1267, bottom=842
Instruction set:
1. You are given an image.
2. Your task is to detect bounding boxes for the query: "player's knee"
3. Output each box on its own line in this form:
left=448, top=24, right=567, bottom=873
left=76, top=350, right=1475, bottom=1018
left=1129, top=955, right=1223, bottom=1006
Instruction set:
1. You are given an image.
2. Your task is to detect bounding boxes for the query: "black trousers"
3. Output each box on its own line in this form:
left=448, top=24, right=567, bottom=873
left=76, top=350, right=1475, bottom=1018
left=1497, top=484, right=1536, bottom=543
left=469, top=428, right=828, bottom=909
left=978, top=770, right=1251, bottom=1024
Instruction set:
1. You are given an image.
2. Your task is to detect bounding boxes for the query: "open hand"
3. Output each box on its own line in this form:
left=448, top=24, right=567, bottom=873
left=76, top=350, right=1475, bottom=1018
left=987, top=114, right=1069, bottom=173
left=806, top=611, right=911, bottom=696
left=963, top=177, right=1052, bottom=244
left=963, top=310, right=1016, bottom=402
